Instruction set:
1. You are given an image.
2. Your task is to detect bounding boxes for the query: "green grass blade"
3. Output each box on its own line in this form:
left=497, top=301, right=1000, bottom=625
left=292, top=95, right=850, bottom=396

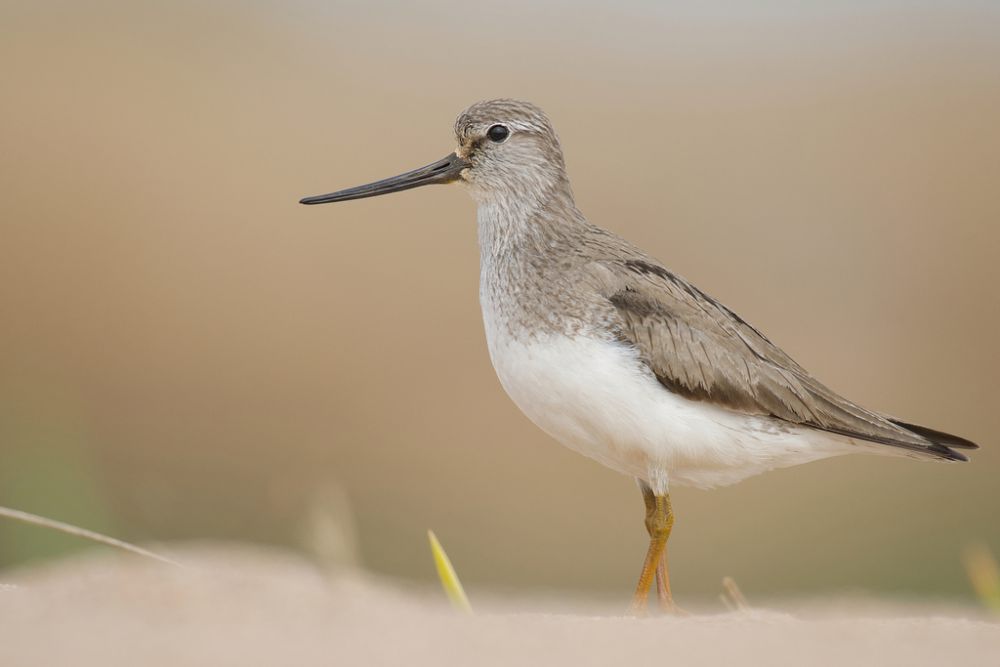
left=428, top=530, right=472, bottom=614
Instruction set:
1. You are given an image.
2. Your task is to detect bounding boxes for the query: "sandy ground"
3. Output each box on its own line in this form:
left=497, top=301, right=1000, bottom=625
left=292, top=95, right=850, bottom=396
left=1, top=545, right=998, bottom=666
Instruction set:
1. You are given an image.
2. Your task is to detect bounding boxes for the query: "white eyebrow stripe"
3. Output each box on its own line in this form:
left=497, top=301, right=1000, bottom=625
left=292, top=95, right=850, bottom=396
left=473, top=120, right=543, bottom=135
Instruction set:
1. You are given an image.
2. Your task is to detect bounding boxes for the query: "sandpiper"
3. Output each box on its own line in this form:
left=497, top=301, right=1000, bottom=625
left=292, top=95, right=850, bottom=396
left=300, top=99, right=978, bottom=613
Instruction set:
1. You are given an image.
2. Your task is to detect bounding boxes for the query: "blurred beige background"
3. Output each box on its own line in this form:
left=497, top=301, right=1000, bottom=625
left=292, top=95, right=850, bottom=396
left=0, top=0, right=997, bottom=602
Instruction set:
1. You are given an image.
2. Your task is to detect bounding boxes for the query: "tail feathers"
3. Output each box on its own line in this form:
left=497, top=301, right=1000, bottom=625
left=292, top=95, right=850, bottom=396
left=889, top=418, right=979, bottom=462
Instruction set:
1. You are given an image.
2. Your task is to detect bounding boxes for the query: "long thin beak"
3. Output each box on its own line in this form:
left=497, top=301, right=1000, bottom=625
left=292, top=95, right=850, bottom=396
left=299, top=152, right=468, bottom=205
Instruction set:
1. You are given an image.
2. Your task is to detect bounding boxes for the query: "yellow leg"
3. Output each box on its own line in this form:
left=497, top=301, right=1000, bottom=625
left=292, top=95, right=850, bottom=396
left=629, top=482, right=677, bottom=615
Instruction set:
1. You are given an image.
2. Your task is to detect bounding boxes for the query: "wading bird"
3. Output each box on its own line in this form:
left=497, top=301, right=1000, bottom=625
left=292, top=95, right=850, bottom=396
left=301, top=99, right=977, bottom=613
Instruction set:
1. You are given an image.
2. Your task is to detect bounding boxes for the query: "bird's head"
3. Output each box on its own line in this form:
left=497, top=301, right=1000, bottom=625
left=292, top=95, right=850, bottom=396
left=299, top=99, right=568, bottom=207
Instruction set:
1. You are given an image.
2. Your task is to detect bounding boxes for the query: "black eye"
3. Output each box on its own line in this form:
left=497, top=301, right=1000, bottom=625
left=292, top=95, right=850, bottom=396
left=487, top=124, right=510, bottom=142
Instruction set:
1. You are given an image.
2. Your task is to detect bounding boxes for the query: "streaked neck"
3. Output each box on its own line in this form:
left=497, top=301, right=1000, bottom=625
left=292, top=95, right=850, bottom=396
left=475, top=177, right=584, bottom=265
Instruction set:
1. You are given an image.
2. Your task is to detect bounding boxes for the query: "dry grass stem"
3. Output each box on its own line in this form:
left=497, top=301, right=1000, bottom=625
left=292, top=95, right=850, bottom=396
left=0, top=505, right=182, bottom=568
left=963, top=544, right=1000, bottom=613
left=721, top=576, right=751, bottom=612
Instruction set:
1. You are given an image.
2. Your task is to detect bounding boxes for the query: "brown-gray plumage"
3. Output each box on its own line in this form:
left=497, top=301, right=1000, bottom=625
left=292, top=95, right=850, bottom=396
left=461, top=100, right=976, bottom=464
left=584, top=236, right=977, bottom=462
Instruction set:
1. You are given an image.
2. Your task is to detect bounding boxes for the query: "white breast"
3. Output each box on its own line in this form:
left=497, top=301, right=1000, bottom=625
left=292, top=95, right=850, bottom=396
left=482, top=322, right=857, bottom=491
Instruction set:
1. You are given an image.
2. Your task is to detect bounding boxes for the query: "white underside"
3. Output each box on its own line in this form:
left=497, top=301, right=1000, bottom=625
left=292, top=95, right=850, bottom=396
left=485, top=330, right=868, bottom=491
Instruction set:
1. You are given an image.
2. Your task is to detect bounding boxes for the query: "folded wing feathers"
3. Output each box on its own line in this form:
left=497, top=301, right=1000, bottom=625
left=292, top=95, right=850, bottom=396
left=598, top=254, right=977, bottom=461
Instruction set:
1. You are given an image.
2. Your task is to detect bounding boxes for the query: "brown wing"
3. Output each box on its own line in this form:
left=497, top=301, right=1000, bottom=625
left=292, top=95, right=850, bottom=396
left=592, top=255, right=976, bottom=461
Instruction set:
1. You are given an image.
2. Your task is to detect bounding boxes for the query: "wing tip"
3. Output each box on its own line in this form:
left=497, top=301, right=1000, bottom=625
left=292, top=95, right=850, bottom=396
left=927, top=444, right=971, bottom=463
left=819, top=421, right=978, bottom=463
left=889, top=419, right=980, bottom=455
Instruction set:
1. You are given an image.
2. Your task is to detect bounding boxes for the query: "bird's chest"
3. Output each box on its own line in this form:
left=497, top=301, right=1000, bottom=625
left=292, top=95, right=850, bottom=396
left=479, top=291, right=658, bottom=478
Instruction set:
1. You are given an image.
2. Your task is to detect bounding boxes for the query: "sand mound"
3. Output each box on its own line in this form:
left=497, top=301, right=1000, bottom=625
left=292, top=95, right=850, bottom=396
left=1, top=545, right=997, bottom=666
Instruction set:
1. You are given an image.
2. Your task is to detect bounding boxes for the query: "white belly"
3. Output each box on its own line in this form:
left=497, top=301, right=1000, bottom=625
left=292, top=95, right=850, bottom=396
left=485, top=329, right=855, bottom=490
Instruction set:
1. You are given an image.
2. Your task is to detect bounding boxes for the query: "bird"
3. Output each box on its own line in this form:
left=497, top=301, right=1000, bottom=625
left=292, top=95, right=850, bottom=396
left=300, top=99, right=978, bottom=614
